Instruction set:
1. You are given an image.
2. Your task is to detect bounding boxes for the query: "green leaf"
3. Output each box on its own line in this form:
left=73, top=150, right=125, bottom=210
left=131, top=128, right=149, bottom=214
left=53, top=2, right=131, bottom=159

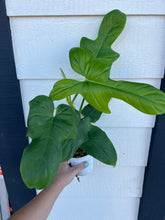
left=69, top=10, right=126, bottom=80
left=49, top=79, right=111, bottom=113
left=80, top=9, right=126, bottom=64
left=49, top=78, right=165, bottom=115
left=20, top=96, right=79, bottom=189
left=69, top=47, right=111, bottom=82
left=20, top=137, right=61, bottom=189
left=61, top=118, right=91, bottom=162
left=50, top=9, right=165, bottom=115
left=55, top=104, right=79, bottom=140
left=69, top=47, right=93, bottom=78
left=80, top=125, right=117, bottom=166
left=82, top=104, right=102, bottom=123
left=26, top=95, right=54, bottom=139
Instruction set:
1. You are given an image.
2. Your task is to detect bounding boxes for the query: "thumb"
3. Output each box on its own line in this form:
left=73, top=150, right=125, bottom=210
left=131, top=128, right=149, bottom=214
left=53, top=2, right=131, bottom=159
left=72, top=161, right=89, bottom=175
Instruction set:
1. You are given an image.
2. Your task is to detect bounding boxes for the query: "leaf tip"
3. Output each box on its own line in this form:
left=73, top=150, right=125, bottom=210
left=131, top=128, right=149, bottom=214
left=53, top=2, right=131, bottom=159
left=112, top=160, right=117, bottom=167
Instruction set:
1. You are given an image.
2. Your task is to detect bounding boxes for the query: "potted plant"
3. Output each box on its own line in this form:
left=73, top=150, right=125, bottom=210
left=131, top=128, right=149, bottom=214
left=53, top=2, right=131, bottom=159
left=20, top=9, right=165, bottom=190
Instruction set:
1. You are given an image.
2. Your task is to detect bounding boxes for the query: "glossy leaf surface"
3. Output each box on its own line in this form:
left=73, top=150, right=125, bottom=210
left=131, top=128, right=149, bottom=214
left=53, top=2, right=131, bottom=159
left=50, top=78, right=165, bottom=115
left=80, top=9, right=126, bottom=64
left=61, top=118, right=91, bottom=162
left=81, top=125, right=117, bottom=166
left=20, top=137, right=62, bottom=189
left=50, top=9, right=165, bottom=115
left=82, top=104, right=102, bottom=123
left=69, top=47, right=110, bottom=82
left=20, top=96, right=79, bottom=189
left=26, top=95, right=54, bottom=139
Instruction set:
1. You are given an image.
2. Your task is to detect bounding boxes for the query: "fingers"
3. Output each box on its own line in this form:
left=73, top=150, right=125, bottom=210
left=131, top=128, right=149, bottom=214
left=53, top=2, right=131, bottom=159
left=72, top=161, right=89, bottom=175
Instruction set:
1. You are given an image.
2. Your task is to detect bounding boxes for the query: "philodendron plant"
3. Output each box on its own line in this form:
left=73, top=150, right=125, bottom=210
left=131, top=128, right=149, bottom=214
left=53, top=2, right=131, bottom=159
left=20, top=9, right=165, bottom=189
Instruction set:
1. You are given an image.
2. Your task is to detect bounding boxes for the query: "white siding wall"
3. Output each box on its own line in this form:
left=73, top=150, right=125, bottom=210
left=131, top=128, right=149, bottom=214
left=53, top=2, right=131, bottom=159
left=5, top=1, right=165, bottom=219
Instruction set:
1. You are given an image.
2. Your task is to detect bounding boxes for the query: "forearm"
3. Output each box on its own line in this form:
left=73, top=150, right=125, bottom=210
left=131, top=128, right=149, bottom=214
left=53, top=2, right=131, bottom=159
left=8, top=161, right=87, bottom=220
left=8, top=179, right=65, bottom=220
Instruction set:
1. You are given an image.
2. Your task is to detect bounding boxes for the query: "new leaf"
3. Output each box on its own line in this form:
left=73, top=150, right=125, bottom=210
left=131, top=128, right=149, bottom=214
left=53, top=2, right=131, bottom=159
left=80, top=9, right=126, bottom=64
left=50, top=9, right=165, bottom=115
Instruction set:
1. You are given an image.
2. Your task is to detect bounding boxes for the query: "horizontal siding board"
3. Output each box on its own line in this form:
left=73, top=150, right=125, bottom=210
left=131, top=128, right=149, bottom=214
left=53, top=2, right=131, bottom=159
left=5, top=0, right=165, bottom=16
left=27, top=126, right=152, bottom=166
left=61, top=166, right=145, bottom=197
left=47, top=198, right=140, bottom=220
left=19, top=79, right=158, bottom=128
left=97, top=100, right=156, bottom=128
left=28, top=126, right=152, bottom=166
left=37, top=166, right=145, bottom=197
left=9, top=16, right=165, bottom=79
left=101, top=128, right=152, bottom=166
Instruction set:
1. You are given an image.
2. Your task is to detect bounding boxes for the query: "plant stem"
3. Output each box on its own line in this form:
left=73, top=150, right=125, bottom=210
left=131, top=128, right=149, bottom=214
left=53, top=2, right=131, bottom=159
left=79, top=98, right=85, bottom=113
left=66, top=97, right=75, bottom=109
left=67, top=96, right=72, bottom=105
left=60, top=68, right=73, bottom=107
left=71, top=94, right=78, bottom=105
left=60, top=68, right=66, bottom=79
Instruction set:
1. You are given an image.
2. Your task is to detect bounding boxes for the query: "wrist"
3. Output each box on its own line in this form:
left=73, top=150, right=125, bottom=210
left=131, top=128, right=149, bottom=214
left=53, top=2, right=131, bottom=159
left=50, top=177, right=67, bottom=190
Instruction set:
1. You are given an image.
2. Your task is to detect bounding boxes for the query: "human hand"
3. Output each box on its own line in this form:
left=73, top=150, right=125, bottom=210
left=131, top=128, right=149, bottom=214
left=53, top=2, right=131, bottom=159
left=52, top=161, right=88, bottom=188
left=7, top=162, right=88, bottom=220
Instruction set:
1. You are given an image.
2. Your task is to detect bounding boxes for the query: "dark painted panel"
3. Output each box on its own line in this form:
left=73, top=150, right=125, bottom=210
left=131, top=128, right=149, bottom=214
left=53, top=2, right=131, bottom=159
left=0, top=0, right=36, bottom=213
left=138, top=77, right=165, bottom=220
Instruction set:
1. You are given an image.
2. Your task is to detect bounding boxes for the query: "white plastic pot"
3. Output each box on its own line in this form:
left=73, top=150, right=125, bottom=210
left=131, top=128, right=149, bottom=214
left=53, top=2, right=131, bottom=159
left=69, top=155, right=93, bottom=176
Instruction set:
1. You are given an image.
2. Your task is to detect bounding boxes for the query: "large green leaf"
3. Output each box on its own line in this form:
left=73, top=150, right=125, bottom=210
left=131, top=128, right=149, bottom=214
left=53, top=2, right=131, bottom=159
left=49, top=78, right=165, bottom=115
left=69, top=47, right=110, bottom=82
left=82, top=104, right=102, bottom=123
left=80, top=125, right=117, bottom=166
left=50, top=9, right=165, bottom=115
left=20, top=96, right=79, bottom=189
left=80, top=9, right=126, bottom=64
left=50, top=79, right=111, bottom=113
left=69, top=10, right=126, bottom=81
left=20, top=137, right=62, bottom=189
left=61, top=118, right=91, bottom=162
left=26, top=95, right=54, bottom=139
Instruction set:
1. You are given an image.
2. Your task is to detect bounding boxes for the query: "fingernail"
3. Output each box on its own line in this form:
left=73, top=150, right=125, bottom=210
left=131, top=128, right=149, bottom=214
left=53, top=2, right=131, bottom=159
left=84, top=162, right=89, bottom=167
